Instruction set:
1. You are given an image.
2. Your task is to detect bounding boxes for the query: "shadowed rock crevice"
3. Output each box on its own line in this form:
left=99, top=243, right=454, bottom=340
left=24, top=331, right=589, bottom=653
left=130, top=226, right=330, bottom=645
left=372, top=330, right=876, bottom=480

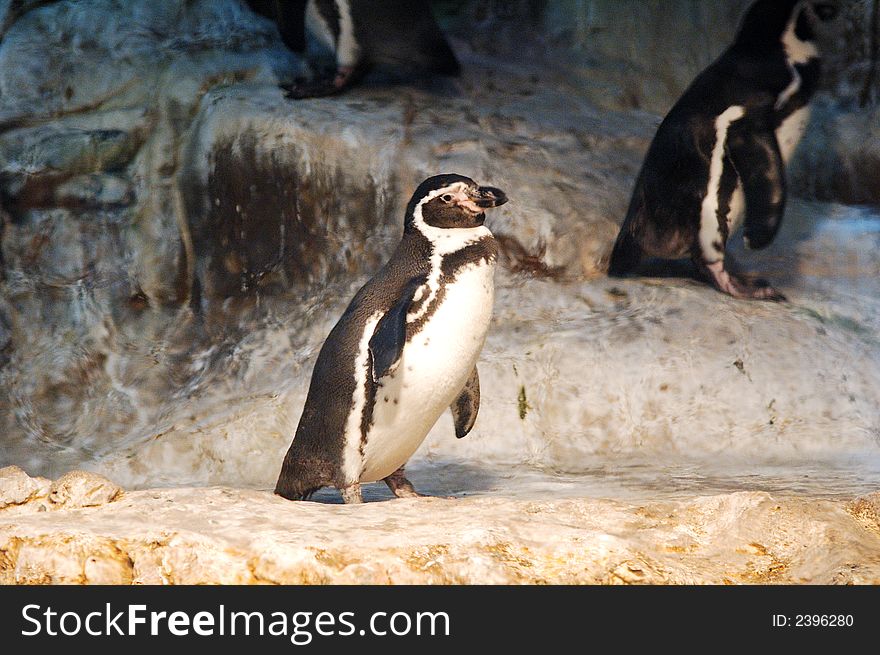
left=194, top=134, right=389, bottom=301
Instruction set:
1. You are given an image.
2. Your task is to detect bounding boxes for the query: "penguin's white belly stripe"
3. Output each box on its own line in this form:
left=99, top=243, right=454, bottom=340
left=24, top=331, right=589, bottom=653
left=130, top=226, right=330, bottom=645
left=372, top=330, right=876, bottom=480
left=305, top=0, right=335, bottom=51
left=341, top=312, right=382, bottom=485
left=360, top=262, right=495, bottom=482
left=776, top=106, right=810, bottom=163
left=776, top=62, right=802, bottom=111
left=335, top=0, right=360, bottom=67
left=699, top=105, right=745, bottom=261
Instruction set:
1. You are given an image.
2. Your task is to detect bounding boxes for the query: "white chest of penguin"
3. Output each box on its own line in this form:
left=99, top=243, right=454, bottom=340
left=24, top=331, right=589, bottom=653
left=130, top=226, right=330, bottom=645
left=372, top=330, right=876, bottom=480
left=776, top=105, right=810, bottom=163
left=359, top=258, right=496, bottom=482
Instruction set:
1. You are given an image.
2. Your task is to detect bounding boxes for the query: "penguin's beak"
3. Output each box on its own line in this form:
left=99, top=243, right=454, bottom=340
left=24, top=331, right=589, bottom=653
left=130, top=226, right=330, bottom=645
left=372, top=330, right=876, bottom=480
left=471, top=186, right=508, bottom=209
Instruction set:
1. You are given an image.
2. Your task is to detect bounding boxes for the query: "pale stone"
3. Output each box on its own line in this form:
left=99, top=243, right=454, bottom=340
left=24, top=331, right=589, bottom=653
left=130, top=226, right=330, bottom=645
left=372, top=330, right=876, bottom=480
left=48, top=470, right=122, bottom=509
left=1, top=486, right=880, bottom=585
left=0, top=465, right=50, bottom=510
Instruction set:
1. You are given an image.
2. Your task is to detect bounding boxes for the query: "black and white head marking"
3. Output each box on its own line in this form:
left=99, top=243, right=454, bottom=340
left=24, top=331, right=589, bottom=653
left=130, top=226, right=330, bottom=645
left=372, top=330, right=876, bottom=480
left=404, top=176, right=506, bottom=330
left=776, top=1, right=827, bottom=110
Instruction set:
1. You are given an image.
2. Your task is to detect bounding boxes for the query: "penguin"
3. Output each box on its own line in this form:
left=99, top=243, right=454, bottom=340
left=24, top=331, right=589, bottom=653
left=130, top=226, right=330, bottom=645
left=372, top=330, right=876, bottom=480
left=608, top=0, right=839, bottom=300
left=245, top=0, right=460, bottom=98
left=275, top=174, right=507, bottom=503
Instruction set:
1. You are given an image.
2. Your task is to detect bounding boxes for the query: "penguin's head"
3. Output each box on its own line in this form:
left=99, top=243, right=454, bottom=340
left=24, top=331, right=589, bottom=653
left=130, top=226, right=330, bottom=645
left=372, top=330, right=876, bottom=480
left=406, top=174, right=508, bottom=232
left=736, top=0, right=839, bottom=46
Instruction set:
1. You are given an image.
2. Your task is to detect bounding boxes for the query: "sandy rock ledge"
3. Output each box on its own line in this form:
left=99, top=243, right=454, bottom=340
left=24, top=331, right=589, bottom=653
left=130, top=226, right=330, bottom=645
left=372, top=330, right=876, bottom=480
left=1, top=470, right=879, bottom=585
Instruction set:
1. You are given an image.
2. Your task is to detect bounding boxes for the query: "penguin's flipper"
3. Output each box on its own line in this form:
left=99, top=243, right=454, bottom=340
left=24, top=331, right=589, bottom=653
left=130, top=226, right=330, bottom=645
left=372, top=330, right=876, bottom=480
left=726, top=124, right=786, bottom=250
left=450, top=366, right=480, bottom=439
left=368, top=279, right=422, bottom=382
left=608, top=227, right=643, bottom=276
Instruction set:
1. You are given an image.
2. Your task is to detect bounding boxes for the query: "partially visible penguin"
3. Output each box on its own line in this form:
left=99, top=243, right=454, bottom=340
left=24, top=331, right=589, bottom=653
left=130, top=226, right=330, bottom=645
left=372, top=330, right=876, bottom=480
left=245, top=0, right=460, bottom=98
left=275, top=174, right=507, bottom=503
left=608, top=0, right=839, bottom=300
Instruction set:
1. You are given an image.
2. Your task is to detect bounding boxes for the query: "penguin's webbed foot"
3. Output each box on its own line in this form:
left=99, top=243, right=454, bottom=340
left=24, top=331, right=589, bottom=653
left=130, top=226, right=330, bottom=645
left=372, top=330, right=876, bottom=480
left=282, top=77, right=345, bottom=99
left=340, top=483, right=363, bottom=504
left=333, top=65, right=358, bottom=90
left=699, top=260, right=786, bottom=302
left=282, top=66, right=365, bottom=100
left=384, top=468, right=424, bottom=499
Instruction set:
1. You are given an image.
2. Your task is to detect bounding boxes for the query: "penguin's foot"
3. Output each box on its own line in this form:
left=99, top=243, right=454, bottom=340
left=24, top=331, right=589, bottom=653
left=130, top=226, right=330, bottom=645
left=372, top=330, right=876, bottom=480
left=340, top=483, right=363, bottom=504
left=384, top=468, right=424, bottom=499
left=282, top=65, right=364, bottom=100
left=700, top=260, right=786, bottom=302
left=333, top=65, right=357, bottom=89
left=282, top=78, right=344, bottom=99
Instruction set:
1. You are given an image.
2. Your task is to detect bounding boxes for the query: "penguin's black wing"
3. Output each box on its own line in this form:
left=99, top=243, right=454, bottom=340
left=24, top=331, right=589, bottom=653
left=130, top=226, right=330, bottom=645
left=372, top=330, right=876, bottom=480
left=726, top=119, right=786, bottom=250
left=368, top=278, right=422, bottom=382
left=450, top=366, right=480, bottom=439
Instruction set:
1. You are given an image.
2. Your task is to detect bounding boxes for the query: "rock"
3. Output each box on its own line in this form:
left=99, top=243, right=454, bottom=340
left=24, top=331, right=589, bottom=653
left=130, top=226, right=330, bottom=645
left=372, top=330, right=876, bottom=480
left=53, top=173, right=134, bottom=209
left=0, top=0, right=285, bottom=118
left=1, top=487, right=879, bottom=584
left=465, top=0, right=872, bottom=113
left=48, top=470, right=122, bottom=508
left=0, top=299, right=10, bottom=367
left=0, top=467, right=121, bottom=515
left=789, top=104, right=880, bottom=205
left=849, top=493, right=880, bottom=533
left=0, top=122, right=144, bottom=216
left=0, top=465, right=50, bottom=509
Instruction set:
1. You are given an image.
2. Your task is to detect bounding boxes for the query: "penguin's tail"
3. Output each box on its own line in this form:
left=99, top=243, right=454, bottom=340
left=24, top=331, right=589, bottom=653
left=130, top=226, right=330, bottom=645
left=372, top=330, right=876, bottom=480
left=274, top=451, right=328, bottom=502
left=607, top=228, right=643, bottom=277
left=274, top=479, right=320, bottom=502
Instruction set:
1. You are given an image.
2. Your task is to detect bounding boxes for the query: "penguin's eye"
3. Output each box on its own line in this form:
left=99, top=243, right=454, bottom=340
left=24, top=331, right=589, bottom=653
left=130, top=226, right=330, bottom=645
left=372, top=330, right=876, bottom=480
left=440, top=194, right=453, bottom=203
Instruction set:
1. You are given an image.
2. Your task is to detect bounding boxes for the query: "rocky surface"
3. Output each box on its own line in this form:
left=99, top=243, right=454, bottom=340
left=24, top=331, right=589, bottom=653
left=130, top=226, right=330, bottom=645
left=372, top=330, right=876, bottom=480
left=0, top=0, right=648, bottom=474
left=0, top=466, right=121, bottom=516
left=1, top=469, right=879, bottom=584
left=0, top=2, right=878, bottom=585
left=1, top=0, right=877, bottom=478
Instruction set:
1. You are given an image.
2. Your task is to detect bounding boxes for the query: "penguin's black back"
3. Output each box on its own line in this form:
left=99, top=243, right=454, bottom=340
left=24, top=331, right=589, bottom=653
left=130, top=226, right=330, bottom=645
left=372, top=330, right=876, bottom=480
left=246, top=0, right=460, bottom=77
left=246, top=0, right=308, bottom=53
left=350, top=0, right=461, bottom=75
left=275, top=232, right=431, bottom=500
left=609, top=0, right=821, bottom=273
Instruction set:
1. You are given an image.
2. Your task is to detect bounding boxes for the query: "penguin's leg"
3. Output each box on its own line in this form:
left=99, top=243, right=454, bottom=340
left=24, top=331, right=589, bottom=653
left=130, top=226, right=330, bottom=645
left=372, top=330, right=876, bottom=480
left=340, top=483, right=363, bottom=504
left=333, top=65, right=359, bottom=89
left=695, top=259, right=784, bottom=301
left=283, top=63, right=368, bottom=99
left=383, top=467, right=423, bottom=499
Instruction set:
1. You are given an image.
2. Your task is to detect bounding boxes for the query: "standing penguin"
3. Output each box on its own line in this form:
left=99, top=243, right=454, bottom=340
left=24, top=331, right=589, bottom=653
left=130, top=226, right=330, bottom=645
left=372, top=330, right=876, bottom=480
left=608, top=0, right=839, bottom=300
left=275, top=174, right=507, bottom=503
left=245, top=0, right=460, bottom=98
